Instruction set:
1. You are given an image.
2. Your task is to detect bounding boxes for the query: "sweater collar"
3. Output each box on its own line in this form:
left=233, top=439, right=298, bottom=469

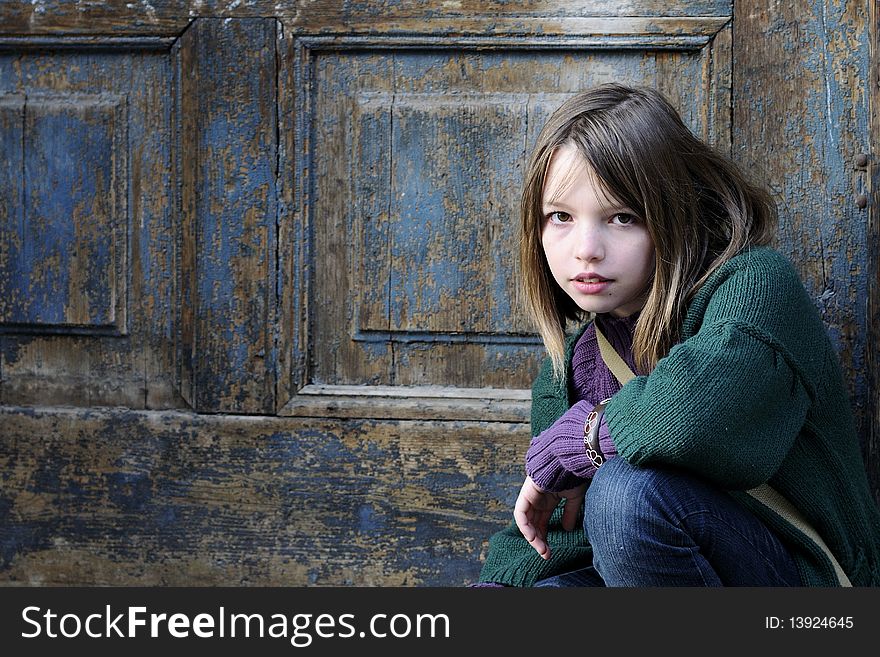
left=594, top=311, right=639, bottom=343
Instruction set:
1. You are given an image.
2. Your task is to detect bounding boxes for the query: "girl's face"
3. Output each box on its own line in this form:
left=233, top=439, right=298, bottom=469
left=541, top=144, right=654, bottom=318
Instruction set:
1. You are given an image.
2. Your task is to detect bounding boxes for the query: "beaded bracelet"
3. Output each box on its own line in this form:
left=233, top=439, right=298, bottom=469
left=583, top=397, right=613, bottom=468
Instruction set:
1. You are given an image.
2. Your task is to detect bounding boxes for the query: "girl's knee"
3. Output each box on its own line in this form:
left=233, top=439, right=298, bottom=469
left=585, top=457, right=654, bottom=513
left=583, top=458, right=670, bottom=547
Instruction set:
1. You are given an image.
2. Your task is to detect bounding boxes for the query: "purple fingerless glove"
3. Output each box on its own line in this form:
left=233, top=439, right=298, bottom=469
left=525, top=400, right=617, bottom=492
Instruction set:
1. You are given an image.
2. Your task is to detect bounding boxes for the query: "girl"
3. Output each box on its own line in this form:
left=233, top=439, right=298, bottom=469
left=477, top=83, right=880, bottom=587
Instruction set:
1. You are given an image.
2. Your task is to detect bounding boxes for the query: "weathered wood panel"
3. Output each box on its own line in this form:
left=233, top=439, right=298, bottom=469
left=296, top=30, right=730, bottom=417
left=176, top=18, right=278, bottom=414
left=0, top=94, right=26, bottom=324
left=0, top=46, right=180, bottom=409
left=733, top=0, right=876, bottom=497
left=0, top=406, right=526, bottom=586
left=0, top=1, right=733, bottom=37
left=869, top=0, right=880, bottom=503
left=1, top=92, right=127, bottom=333
left=133, top=48, right=180, bottom=410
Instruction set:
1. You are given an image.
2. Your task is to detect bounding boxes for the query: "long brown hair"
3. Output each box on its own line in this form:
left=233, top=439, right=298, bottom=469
left=519, top=83, right=776, bottom=379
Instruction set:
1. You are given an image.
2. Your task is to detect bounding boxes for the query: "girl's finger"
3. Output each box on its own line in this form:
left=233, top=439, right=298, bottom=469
left=560, top=495, right=582, bottom=531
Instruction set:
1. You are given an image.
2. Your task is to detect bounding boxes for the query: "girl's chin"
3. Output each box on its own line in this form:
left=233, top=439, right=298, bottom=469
left=573, top=300, right=643, bottom=317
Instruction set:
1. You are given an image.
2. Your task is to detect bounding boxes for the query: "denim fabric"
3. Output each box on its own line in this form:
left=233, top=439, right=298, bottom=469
left=534, top=457, right=801, bottom=587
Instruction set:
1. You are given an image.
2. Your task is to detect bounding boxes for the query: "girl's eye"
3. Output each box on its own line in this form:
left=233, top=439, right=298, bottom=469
left=611, top=213, right=639, bottom=226
left=546, top=211, right=572, bottom=224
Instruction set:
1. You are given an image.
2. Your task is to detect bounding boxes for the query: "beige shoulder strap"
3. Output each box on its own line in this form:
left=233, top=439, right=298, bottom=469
left=745, top=484, right=851, bottom=586
left=595, top=324, right=635, bottom=386
left=593, top=323, right=851, bottom=586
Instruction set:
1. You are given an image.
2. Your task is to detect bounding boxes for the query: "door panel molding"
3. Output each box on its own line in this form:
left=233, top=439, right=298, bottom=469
left=1, top=91, right=129, bottom=336
left=175, top=17, right=280, bottom=414
left=280, top=22, right=732, bottom=418
left=0, top=41, right=177, bottom=408
left=0, top=36, right=179, bottom=51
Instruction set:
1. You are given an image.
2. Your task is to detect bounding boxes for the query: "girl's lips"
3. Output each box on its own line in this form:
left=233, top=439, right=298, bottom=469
left=572, top=279, right=611, bottom=294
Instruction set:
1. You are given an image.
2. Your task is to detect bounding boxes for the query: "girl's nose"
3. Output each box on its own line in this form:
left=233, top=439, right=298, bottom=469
left=574, top=225, right=605, bottom=262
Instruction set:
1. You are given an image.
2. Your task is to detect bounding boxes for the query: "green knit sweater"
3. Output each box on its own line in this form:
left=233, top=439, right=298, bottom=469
left=479, top=247, right=880, bottom=586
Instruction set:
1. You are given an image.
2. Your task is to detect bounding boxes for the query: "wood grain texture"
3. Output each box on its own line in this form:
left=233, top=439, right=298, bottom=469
left=0, top=47, right=180, bottom=409
left=0, top=1, right=731, bottom=37
left=301, top=39, right=728, bottom=400
left=285, top=384, right=531, bottom=422
left=1, top=91, right=126, bottom=332
left=176, top=18, right=278, bottom=414
left=868, top=0, right=879, bottom=503
left=0, top=406, right=527, bottom=586
left=732, top=0, right=874, bottom=481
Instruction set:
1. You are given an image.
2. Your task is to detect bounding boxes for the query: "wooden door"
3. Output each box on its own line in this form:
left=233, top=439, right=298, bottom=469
left=0, top=1, right=875, bottom=585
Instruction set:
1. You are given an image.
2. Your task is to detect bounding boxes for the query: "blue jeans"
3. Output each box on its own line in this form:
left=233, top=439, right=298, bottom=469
left=534, top=457, right=801, bottom=587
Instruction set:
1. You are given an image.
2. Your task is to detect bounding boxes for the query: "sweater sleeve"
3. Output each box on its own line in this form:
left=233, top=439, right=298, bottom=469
left=526, top=400, right=617, bottom=491
left=478, top=504, right=594, bottom=586
left=477, top=327, right=597, bottom=586
left=529, top=323, right=593, bottom=437
left=606, top=254, right=816, bottom=490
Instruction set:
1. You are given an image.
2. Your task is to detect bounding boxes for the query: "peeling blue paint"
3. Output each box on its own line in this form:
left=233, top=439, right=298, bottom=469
left=357, top=503, right=387, bottom=534
left=106, top=471, right=152, bottom=512
left=0, top=521, right=51, bottom=569
left=186, top=18, right=278, bottom=413
left=1, top=87, right=125, bottom=334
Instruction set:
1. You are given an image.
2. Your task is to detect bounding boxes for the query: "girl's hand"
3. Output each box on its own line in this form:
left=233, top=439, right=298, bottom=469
left=514, top=476, right=587, bottom=560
